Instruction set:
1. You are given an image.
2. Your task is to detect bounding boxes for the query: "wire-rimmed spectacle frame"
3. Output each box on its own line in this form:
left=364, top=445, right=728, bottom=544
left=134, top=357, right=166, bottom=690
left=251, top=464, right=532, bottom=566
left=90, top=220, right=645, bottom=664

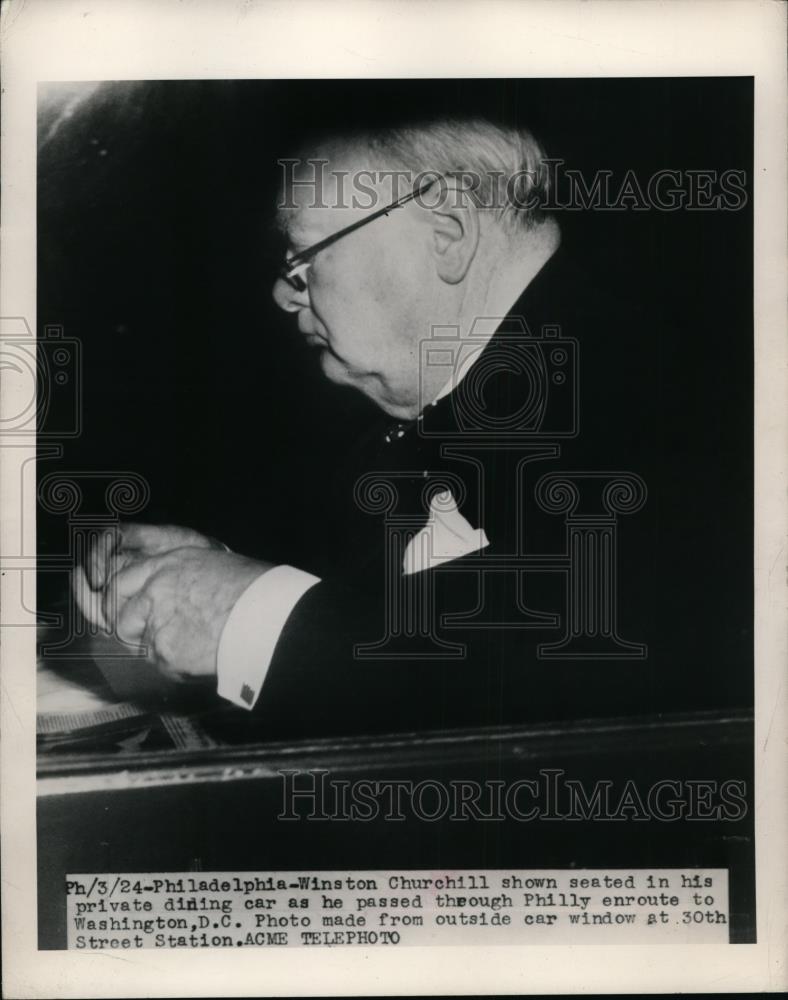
left=278, top=176, right=440, bottom=292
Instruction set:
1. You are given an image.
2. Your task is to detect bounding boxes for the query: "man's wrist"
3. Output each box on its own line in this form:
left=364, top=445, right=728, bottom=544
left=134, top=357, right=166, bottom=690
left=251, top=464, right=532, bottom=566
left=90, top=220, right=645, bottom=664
left=216, top=565, right=321, bottom=709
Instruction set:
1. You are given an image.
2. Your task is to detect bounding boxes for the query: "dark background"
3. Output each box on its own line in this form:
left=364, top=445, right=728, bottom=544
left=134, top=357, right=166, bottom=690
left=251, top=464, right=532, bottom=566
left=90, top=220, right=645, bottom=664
left=37, top=78, right=753, bottom=714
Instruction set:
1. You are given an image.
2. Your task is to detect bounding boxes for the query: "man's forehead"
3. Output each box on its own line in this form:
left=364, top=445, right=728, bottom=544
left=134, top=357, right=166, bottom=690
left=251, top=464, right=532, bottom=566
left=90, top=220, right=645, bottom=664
left=277, top=202, right=345, bottom=248
left=278, top=144, right=407, bottom=244
left=278, top=154, right=348, bottom=244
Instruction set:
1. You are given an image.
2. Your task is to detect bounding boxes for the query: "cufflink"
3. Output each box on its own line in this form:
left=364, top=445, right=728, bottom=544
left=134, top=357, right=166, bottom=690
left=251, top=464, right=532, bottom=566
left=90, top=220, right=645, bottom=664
left=240, top=684, right=255, bottom=706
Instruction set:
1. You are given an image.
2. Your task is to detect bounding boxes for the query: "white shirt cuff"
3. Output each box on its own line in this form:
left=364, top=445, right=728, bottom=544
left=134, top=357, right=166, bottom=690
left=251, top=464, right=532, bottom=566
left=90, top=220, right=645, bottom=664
left=216, top=565, right=320, bottom=710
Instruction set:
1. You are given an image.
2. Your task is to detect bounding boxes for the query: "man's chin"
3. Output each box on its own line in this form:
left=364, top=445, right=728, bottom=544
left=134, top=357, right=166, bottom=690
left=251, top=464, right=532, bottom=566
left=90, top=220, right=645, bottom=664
left=318, top=352, right=417, bottom=419
left=318, top=347, right=356, bottom=385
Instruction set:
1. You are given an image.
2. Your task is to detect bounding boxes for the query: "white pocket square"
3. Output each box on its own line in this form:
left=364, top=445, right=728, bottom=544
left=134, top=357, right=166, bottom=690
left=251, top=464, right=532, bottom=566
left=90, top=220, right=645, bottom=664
left=403, top=490, right=490, bottom=576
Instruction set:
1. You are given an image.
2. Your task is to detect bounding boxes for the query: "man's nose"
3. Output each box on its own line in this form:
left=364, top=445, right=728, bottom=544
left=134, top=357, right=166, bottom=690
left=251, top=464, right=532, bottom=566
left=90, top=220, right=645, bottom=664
left=272, top=276, right=308, bottom=313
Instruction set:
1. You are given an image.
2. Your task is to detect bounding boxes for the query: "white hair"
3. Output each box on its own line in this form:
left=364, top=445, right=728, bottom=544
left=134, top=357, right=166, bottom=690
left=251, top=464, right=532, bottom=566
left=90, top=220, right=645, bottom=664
left=365, top=117, right=551, bottom=231
left=276, top=117, right=552, bottom=236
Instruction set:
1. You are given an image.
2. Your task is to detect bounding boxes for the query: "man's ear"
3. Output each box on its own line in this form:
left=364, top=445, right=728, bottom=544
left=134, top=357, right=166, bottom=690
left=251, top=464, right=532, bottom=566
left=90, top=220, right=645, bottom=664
left=428, top=185, right=480, bottom=284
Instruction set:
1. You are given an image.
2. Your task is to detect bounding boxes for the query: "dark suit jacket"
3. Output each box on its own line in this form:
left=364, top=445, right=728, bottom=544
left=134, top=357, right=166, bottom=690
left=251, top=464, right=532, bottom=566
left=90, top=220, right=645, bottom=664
left=249, top=244, right=743, bottom=737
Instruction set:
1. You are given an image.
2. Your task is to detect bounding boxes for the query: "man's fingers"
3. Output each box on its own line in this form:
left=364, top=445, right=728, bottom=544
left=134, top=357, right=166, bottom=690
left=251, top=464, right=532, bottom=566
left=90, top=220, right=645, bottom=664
left=116, top=590, right=154, bottom=648
left=86, top=527, right=121, bottom=589
left=71, top=565, right=109, bottom=630
left=114, top=522, right=165, bottom=553
left=85, top=523, right=217, bottom=596
left=105, top=548, right=144, bottom=585
left=118, top=522, right=212, bottom=554
left=101, top=558, right=161, bottom=632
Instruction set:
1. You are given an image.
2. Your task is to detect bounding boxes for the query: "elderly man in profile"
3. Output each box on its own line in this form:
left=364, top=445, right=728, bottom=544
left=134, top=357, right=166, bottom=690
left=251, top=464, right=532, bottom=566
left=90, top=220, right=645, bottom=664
left=75, top=115, right=601, bottom=736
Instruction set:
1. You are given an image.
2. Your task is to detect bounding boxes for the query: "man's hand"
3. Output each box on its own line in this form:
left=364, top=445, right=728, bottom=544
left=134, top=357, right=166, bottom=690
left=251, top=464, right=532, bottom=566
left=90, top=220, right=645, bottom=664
left=104, top=547, right=272, bottom=682
left=82, top=522, right=224, bottom=591
left=73, top=525, right=273, bottom=683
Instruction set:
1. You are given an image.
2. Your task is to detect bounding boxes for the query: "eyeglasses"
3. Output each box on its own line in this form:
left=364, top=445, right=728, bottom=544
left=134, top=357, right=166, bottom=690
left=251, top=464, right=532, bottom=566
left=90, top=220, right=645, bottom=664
left=278, top=176, right=440, bottom=292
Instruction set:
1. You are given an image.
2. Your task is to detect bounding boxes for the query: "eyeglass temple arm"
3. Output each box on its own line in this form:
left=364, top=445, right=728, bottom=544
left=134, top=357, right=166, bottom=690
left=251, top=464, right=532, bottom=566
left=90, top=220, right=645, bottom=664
left=284, top=178, right=439, bottom=272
